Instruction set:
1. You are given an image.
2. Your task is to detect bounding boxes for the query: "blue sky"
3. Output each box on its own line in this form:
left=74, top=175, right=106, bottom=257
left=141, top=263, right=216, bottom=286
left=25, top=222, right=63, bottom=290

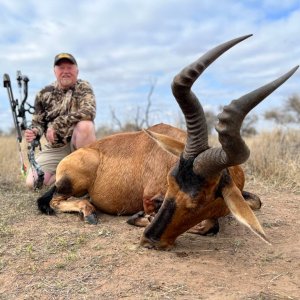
left=0, top=0, right=299, bottom=132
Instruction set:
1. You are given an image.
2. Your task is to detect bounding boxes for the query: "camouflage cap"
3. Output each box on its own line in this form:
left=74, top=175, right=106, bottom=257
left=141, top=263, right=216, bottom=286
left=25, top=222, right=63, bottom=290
left=54, top=53, right=77, bottom=66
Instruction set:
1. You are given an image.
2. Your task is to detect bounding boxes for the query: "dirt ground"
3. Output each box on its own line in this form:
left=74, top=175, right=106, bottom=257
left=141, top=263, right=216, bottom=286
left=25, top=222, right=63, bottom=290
left=0, top=181, right=299, bottom=300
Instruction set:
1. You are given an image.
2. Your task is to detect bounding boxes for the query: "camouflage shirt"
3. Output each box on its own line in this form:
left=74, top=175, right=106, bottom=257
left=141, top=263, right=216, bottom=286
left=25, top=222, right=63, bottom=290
left=32, top=79, right=96, bottom=148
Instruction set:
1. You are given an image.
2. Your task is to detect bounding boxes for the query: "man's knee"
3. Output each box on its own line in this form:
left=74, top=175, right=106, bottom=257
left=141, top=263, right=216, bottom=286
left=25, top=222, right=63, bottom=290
left=74, top=121, right=95, bottom=135
left=72, top=121, right=96, bottom=148
left=25, top=169, right=55, bottom=189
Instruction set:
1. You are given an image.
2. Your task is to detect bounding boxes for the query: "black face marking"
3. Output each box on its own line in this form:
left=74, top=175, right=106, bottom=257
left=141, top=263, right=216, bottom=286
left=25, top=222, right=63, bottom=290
left=214, top=169, right=232, bottom=198
left=143, top=198, right=176, bottom=241
left=171, top=155, right=206, bottom=198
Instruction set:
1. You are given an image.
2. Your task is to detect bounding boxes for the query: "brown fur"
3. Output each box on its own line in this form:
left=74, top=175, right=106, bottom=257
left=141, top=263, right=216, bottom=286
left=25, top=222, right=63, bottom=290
left=50, top=123, right=186, bottom=217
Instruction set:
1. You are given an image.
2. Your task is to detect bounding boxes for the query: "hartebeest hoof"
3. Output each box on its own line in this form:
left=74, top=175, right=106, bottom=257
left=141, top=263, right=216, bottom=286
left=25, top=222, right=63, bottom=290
left=127, top=211, right=154, bottom=227
left=84, top=213, right=98, bottom=225
left=140, top=236, right=174, bottom=250
left=242, top=191, right=262, bottom=211
left=127, top=211, right=144, bottom=225
left=188, top=219, right=220, bottom=236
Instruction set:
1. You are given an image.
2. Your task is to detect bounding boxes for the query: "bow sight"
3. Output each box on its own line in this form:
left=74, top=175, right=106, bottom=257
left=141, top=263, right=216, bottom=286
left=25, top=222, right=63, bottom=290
left=3, top=71, right=44, bottom=189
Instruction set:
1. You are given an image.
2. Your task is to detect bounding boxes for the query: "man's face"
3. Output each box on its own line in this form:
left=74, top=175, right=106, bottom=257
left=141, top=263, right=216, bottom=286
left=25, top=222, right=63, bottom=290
left=54, top=60, right=78, bottom=89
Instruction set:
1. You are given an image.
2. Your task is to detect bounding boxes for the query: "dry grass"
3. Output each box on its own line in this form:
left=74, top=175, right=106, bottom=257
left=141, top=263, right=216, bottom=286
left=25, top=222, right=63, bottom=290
left=1, top=129, right=299, bottom=193
left=210, top=129, right=300, bottom=194
left=0, top=132, right=299, bottom=299
left=0, top=136, right=46, bottom=189
left=245, top=129, right=300, bottom=194
left=0, top=136, right=24, bottom=187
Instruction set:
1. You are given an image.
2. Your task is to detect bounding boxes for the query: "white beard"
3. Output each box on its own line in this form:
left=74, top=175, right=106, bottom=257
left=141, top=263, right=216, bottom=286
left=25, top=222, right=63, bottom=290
left=60, top=78, right=73, bottom=87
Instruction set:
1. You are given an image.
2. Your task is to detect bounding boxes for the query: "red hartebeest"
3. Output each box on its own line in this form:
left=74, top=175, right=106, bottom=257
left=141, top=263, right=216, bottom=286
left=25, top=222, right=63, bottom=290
left=37, top=35, right=298, bottom=249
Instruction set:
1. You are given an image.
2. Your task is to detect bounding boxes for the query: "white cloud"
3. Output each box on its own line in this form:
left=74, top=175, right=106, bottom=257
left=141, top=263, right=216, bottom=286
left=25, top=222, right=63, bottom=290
left=0, top=0, right=299, bottom=132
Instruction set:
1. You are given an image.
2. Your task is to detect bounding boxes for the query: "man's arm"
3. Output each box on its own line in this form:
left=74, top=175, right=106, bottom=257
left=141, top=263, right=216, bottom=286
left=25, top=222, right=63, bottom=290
left=51, top=81, right=96, bottom=138
left=31, top=91, right=47, bottom=137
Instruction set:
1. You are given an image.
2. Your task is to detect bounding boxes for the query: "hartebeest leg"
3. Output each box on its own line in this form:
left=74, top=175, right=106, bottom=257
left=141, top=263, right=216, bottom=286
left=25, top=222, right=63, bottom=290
left=188, top=219, right=220, bottom=235
left=126, top=194, right=164, bottom=227
left=127, top=211, right=154, bottom=227
left=50, top=195, right=98, bottom=224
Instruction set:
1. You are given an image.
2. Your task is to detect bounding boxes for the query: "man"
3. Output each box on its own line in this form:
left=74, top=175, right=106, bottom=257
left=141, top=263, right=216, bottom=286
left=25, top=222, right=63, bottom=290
left=25, top=53, right=96, bottom=189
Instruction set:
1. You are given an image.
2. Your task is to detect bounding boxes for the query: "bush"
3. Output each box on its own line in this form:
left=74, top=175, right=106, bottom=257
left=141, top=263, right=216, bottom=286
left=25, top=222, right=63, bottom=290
left=245, top=129, right=300, bottom=193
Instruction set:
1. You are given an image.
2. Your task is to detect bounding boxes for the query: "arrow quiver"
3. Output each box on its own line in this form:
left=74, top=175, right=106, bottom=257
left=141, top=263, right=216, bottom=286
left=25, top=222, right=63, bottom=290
left=3, top=71, right=44, bottom=189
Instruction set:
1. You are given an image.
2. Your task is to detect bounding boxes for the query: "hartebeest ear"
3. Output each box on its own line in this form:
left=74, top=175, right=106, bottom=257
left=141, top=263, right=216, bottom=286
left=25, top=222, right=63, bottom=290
left=222, top=181, right=271, bottom=245
left=143, top=129, right=184, bottom=157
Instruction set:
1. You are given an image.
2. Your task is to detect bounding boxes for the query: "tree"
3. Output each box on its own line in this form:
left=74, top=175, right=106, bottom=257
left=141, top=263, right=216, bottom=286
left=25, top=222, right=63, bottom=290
left=264, top=94, right=300, bottom=125
left=205, top=110, right=218, bottom=135
left=286, top=94, right=300, bottom=122
left=110, top=79, right=156, bottom=132
left=241, top=114, right=258, bottom=136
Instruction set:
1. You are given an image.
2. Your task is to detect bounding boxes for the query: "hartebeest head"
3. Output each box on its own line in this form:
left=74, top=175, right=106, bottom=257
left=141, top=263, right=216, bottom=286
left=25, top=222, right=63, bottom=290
left=141, top=35, right=298, bottom=249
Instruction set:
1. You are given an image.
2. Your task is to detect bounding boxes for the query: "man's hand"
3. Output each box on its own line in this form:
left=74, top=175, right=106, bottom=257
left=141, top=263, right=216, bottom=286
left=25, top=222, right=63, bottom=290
left=46, top=127, right=56, bottom=144
left=24, top=128, right=39, bottom=143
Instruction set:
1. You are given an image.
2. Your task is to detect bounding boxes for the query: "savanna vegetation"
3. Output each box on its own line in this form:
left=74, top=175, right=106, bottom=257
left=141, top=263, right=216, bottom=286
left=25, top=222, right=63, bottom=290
left=0, top=94, right=299, bottom=299
left=1, top=127, right=299, bottom=193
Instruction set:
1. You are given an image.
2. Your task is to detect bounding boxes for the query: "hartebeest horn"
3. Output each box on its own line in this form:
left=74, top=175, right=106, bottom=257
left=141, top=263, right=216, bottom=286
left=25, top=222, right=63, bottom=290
left=193, top=65, right=299, bottom=178
left=171, top=34, right=252, bottom=159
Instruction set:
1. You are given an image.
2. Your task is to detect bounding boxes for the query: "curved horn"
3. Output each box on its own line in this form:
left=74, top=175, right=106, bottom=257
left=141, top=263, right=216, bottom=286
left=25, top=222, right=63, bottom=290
left=171, top=34, right=252, bottom=159
left=193, top=65, right=299, bottom=178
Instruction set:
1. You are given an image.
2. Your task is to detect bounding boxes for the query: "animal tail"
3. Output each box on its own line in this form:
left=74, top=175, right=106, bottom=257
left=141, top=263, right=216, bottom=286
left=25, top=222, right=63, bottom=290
left=37, top=185, right=57, bottom=215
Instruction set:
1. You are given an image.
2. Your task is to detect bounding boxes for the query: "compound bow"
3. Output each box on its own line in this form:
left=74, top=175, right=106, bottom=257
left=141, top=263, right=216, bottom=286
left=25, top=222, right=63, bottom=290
left=3, top=71, right=44, bottom=189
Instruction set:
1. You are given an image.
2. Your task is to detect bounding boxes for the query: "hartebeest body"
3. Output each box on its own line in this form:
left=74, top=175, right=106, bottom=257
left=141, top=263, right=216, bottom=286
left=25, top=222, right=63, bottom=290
left=37, top=35, right=298, bottom=249
left=38, top=124, right=185, bottom=218
left=37, top=121, right=261, bottom=234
